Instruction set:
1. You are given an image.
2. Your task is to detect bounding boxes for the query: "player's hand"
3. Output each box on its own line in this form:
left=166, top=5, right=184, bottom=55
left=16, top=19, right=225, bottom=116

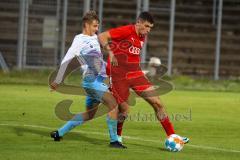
left=110, top=54, right=118, bottom=66
left=50, top=82, right=59, bottom=92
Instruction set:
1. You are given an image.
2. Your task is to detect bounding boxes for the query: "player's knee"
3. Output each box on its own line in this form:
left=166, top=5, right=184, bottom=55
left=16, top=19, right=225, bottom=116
left=102, top=94, right=118, bottom=110
left=87, top=113, right=94, bottom=120
left=148, top=97, right=160, bottom=105
left=148, top=97, right=163, bottom=110
left=118, top=112, right=128, bottom=122
left=107, top=100, right=118, bottom=111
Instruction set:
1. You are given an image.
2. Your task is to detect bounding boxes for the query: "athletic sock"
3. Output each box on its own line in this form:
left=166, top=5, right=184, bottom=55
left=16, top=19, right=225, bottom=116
left=106, top=116, right=118, bottom=142
left=58, top=114, right=84, bottom=137
left=160, top=116, right=175, bottom=136
left=117, top=121, right=124, bottom=136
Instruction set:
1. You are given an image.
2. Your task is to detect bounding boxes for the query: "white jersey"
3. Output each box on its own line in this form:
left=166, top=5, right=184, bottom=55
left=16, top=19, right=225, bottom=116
left=54, top=34, right=106, bottom=84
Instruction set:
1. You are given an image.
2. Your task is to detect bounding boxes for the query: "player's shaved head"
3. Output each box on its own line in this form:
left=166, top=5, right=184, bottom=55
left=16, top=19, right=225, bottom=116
left=137, top=11, right=154, bottom=24
left=135, top=12, right=154, bottom=36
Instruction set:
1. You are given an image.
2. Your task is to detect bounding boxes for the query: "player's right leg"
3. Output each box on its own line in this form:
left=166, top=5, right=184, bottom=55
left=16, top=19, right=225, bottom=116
left=117, top=102, right=129, bottom=143
left=137, top=87, right=189, bottom=144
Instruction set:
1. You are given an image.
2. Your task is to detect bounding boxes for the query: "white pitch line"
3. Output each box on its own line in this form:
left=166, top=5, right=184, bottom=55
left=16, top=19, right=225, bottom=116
left=0, top=123, right=240, bottom=153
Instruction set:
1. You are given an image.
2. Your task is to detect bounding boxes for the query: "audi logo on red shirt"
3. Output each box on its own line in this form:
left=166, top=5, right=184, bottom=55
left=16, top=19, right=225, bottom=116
left=129, top=46, right=141, bottom=55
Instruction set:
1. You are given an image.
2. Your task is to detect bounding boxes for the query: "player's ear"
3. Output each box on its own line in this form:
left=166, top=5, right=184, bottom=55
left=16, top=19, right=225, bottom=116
left=82, top=22, right=86, bottom=29
left=136, top=19, right=141, bottom=25
left=83, top=21, right=91, bottom=29
left=85, top=22, right=89, bottom=28
left=137, top=19, right=145, bottom=27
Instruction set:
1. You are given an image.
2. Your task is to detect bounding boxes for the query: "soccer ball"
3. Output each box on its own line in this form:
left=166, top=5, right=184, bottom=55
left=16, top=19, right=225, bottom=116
left=165, top=134, right=184, bottom=152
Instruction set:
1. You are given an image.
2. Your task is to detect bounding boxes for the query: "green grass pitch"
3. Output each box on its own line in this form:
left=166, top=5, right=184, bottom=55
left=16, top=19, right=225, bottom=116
left=0, top=84, right=239, bottom=160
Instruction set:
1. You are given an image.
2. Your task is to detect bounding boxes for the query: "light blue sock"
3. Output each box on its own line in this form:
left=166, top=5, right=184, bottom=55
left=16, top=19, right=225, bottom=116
left=58, top=114, right=84, bottom=137
left=106, top=116, right=118, bottom=142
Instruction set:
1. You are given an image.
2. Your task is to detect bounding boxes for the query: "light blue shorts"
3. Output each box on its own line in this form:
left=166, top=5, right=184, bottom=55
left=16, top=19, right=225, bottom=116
left=82, top=76, right=108, bottom=108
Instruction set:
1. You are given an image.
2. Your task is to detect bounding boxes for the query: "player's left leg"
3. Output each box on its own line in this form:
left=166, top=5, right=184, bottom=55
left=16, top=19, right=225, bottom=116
left=132, top=76, right=189, bottom=144
left=139, top=89, right=189, bottom=144
left=51, top=76, right=115, bottom=143
left=85, top=96, right=101, bottom=119
left=50, top=96, right=100, bottom=141
left=143, top=94, right=175, bottom=135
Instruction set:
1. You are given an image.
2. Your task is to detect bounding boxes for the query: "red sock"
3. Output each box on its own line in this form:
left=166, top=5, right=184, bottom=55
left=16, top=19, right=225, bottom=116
left=117, top=121, right=124, bottom=136
left=160, top=117, right=175, bottom=136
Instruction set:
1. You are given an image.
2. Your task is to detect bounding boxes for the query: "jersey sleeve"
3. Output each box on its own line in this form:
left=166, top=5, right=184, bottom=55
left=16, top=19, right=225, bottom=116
left=54, top=36, right=83, bottom=84
left=109, top=25, right=132, bottom=41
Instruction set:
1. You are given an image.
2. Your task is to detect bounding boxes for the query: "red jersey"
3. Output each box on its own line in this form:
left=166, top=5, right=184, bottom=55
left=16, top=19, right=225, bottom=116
left=106, top=25, right=145, bottom=81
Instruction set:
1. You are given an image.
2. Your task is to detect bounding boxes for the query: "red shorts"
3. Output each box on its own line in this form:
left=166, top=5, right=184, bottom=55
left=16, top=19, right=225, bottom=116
left=111, top=76, right=152, bottom=104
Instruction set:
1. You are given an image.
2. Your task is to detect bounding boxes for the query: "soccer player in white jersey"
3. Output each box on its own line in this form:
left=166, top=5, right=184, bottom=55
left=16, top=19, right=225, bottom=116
left=50, top=11, right=126, bottom=148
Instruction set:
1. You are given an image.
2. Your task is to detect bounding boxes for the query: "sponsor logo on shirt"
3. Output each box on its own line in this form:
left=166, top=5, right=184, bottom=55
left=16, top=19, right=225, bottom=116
left=131, top=37, right=135, bottom=42
left=129, top=46, right=141, bottom=55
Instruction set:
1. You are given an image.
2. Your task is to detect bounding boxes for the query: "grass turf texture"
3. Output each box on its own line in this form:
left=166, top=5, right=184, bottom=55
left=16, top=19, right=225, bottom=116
left=0, top=84, right=239, bottom=160
left=1, top=69, right=240, bottom=92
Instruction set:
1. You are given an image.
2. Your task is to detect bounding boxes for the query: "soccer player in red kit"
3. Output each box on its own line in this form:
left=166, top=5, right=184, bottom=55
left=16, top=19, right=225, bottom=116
left=98, top=12, right=189, bottom=146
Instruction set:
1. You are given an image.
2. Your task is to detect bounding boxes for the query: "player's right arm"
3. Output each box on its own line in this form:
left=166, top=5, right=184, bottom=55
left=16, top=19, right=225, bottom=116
left=98, top=31, right=118, bottom=66
left=98, top=25, right=132, bottom=66
left=50, top=35, right=83, bottom=91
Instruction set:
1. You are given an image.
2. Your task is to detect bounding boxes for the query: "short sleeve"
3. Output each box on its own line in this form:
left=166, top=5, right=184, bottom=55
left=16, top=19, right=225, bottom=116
left=109, top=25, right=132, bottom=41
